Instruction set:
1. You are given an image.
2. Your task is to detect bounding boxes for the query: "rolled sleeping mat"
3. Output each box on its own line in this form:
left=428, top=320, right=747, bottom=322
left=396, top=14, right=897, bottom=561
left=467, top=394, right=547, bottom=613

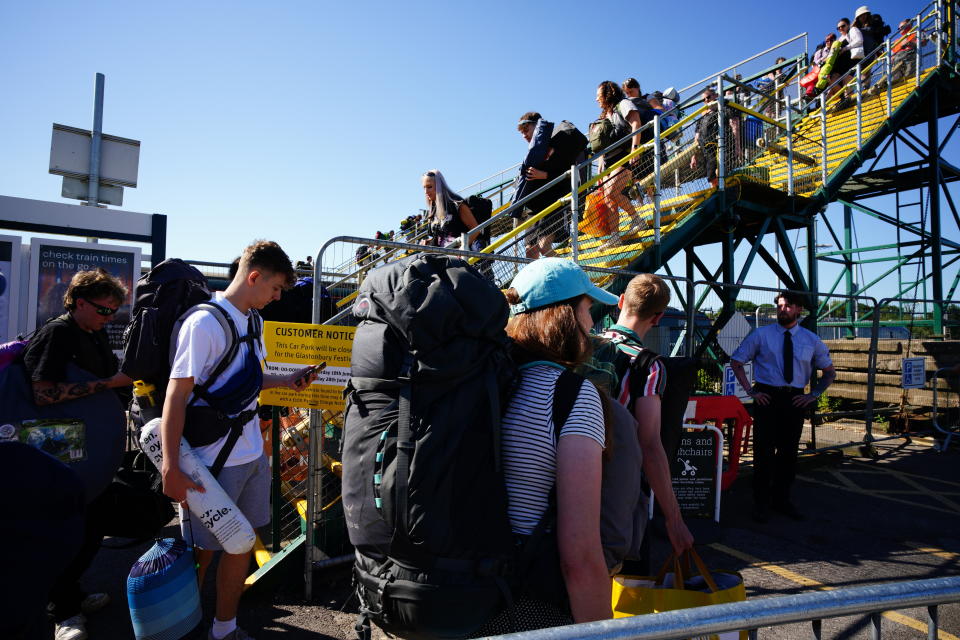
left=817, top=40, right=844, bottom=90
left=140, top=418, right=256, bottom=554
left=127, top=537, right=201, bottom=640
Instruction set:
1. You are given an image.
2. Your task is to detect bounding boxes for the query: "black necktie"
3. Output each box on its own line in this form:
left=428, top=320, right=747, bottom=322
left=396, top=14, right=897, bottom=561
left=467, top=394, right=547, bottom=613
left=783, top=330, right=794, bottom=384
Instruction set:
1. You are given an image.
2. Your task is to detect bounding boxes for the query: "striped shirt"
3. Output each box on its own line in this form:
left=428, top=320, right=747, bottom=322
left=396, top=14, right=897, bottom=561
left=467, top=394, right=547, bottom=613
left=600, top=326, right=667, bottom=409
left=500, top=364, right=606, bottom=535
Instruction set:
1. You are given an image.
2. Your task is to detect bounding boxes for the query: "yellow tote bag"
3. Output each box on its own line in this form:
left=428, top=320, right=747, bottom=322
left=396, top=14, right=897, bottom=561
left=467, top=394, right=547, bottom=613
left=611, top=549, right=747, bottom=640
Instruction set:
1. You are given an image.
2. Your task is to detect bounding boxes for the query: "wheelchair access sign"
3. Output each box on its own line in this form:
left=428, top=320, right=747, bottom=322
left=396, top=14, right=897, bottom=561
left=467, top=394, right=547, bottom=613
left=723, top=362, right=753, bottom=401
left=670, top=424, right=723, bottom=522
left=901, top=357, right=927, bottom=389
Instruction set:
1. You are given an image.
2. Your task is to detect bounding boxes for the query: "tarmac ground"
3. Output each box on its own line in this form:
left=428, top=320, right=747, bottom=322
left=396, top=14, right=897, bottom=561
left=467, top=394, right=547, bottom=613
left=62, top=435, right=960, bottom=640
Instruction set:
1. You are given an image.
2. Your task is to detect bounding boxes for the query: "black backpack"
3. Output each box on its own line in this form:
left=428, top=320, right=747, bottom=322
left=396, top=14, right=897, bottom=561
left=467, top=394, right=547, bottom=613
left=120, top=259, right=213, bottom=385
left=464, top=194, right=493, bottom=225
left=464, top=195, right=494, bottom=244
left=862, top=14, right=892, bottom=54
left=343, top=253, right=521, bottom=639
left=620, top=347, right=698, bottom=462
left=260, top=276, right=333, bottom=324
left=551, top=120, right=589, bottom=166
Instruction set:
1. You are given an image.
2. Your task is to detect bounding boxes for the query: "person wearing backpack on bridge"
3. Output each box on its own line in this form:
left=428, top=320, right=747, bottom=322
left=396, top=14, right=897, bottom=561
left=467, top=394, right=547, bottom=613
left=593, top=81, right=649, bottom=246
left=420, top=170, right=484, bottom=251
left=514, top=113, right=588, bottom=259
left=621, top=78, right=657, bottom=201
left=159, top=241, right=319, bottom=640
left=690, top=86, right=742, bottom=189
left=21, top=269, right=132, bottom=640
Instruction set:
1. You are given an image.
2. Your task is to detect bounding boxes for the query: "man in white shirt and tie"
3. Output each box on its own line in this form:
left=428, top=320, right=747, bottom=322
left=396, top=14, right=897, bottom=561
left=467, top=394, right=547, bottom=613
left=730, top=291, right=836, bottom=523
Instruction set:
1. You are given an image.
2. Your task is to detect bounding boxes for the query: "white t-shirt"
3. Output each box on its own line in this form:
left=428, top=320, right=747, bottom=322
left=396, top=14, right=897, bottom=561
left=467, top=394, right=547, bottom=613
left=170, top=292, right=265, bottom=467
left=500, top=364, right=606, bottom=535
left=843, top=26, right=865, bottom=59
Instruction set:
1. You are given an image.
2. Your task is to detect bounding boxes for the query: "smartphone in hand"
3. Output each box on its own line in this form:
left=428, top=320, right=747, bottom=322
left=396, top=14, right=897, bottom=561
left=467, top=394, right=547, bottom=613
left=294, top=362, right=327, bottom=386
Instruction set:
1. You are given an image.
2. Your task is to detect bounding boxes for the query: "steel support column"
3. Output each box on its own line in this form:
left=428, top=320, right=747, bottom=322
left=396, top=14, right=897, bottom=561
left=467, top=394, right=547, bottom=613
left=722, top=231, right=736, bottom=317
left=844, top=204, right=856, bottom=336
left=806, top=219, right=819, bottom=336
left=929, top=85, right=945, bottom=333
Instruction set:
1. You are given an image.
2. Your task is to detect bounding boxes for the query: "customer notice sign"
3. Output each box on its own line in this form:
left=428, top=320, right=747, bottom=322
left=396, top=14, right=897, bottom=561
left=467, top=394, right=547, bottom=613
left=259, top=322, right=355, bottom=411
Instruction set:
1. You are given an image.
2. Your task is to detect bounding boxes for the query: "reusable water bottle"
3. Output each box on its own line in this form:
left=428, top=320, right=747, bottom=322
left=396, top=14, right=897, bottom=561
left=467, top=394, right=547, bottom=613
left=133, top=381, right=161, bottom=422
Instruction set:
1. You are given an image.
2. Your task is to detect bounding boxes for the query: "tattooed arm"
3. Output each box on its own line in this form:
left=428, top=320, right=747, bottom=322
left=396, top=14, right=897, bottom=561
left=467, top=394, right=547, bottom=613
left=31, top=372, right=133, bottom=406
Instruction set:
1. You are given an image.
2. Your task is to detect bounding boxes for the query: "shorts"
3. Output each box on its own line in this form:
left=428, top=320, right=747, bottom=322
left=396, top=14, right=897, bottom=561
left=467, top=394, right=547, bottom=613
left=180, top=453, right=270, bottom=551
left=833, top=51, right=859, bottom=79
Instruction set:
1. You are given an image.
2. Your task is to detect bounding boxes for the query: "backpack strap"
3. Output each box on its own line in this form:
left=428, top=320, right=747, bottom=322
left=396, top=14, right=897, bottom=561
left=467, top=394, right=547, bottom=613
left=206, top=309, right=263, bottom=477
left=517, top=369, right=585, bottom=587
left=631, top=349, right=660, bottom=375
left=551, top=369, right=584, bottom=438
left=207, top=410, right=257, bottom=478
left=187, top=303, right=241, bottom=407
left=392, top=354, right=414, bottom=542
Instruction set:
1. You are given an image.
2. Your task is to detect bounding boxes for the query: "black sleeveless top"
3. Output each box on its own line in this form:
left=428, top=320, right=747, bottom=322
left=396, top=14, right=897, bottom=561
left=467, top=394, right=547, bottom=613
left=429, top=198, right=469, bottom=239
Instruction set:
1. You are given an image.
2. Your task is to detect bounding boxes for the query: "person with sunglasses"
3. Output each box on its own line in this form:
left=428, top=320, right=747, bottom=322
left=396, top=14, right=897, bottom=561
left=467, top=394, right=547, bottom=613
left=827, top=17, right=864, bottom=101
left=23, top=268, right=132, bottom=408
left=21, top=268, right=132, bottom=640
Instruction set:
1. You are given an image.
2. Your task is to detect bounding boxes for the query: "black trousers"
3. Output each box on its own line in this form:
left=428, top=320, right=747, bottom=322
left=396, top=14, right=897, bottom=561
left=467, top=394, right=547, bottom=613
left=752, top=384, right=807, bottom=508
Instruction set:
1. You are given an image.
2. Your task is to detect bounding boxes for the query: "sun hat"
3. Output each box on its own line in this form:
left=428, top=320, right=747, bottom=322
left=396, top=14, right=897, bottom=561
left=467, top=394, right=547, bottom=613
left=855, top=5, right=870, bottom=18
left=509, top=258, right=619, bottom=314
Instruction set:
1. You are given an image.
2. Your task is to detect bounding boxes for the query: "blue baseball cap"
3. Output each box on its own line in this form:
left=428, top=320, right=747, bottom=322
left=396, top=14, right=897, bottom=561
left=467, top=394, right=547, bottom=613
left=510, top=258, right=619, bottom=314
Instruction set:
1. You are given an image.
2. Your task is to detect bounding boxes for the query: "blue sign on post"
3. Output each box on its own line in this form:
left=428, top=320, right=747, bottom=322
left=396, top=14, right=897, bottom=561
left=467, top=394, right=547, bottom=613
left=902, top=357, right=927, bottom=389
left=722, top=362, right=753, bottom=401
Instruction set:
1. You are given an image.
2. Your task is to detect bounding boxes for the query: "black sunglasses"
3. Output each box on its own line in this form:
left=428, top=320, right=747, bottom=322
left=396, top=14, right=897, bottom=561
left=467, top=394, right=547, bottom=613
left=83, top=298, right=119, bottom=316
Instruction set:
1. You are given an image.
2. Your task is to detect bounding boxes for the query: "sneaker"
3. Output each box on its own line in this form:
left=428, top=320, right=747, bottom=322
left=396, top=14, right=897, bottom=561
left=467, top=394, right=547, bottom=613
left=80, top=593, right=111, bottom=615
left=55, top=615, right=87, bottom=640
left=209, top=626, right=255, bottom=640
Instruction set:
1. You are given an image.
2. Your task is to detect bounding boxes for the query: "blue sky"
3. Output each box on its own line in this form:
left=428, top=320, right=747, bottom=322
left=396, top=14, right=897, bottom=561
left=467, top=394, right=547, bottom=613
left=1, top=0, right=955, bottom=303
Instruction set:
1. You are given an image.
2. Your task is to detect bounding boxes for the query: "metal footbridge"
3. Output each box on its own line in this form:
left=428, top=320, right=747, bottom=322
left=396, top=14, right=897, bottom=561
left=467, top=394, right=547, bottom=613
left=320, top=0, right=957, bottom=322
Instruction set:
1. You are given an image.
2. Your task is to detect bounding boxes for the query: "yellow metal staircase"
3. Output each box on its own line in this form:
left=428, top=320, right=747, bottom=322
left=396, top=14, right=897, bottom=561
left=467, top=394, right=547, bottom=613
left=470, top=4, right=950, bottom=280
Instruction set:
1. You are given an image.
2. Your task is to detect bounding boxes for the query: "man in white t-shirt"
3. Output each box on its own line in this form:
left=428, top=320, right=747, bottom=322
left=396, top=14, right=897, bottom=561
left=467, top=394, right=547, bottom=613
left=160, top=240, right=318, bottom=640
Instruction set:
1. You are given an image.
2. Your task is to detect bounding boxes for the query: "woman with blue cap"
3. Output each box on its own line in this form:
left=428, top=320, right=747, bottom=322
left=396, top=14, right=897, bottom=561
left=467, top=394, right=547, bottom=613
left=479, top=258, right=617, bottom=633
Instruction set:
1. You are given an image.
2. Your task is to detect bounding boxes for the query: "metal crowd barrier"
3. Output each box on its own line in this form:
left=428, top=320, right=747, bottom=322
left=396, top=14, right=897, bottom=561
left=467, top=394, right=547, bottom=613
left=484, top=576, right=960, bottom=640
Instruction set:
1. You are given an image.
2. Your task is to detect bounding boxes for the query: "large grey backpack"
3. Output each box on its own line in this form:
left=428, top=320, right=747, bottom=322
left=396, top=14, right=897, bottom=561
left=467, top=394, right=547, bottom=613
left=554, top=369, right=647, bottom=574
left=341, top=253, right=520, bottom=639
